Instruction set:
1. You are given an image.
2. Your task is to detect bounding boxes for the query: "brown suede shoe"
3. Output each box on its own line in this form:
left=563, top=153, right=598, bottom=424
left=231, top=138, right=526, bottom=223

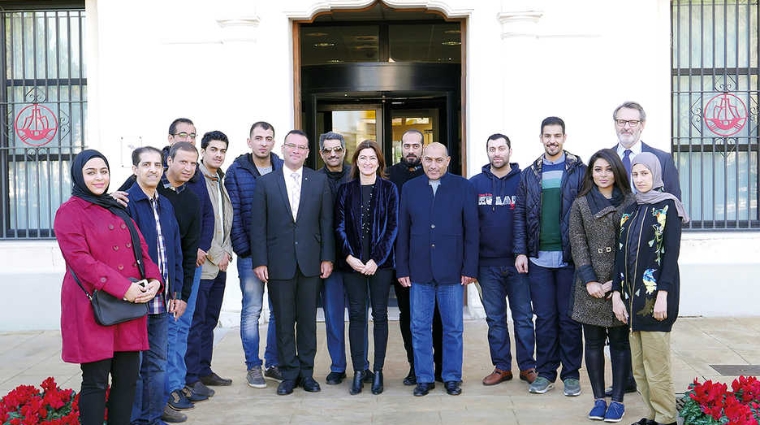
left=482, top=368, right=513, bottom=386
left=519, top=368, right=538, bottom=384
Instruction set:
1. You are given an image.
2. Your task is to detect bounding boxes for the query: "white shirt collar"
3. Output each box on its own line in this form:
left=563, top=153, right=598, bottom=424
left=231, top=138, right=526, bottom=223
left=616, top=140, right=643, bottom=157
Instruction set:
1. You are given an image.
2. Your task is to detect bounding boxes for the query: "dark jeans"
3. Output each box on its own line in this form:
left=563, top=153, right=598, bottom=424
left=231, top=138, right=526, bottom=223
left=131, top=312, right=168, bottom=425
left=268, top=270, right=321, bottom=380
left=343, top=268, right=393, bottom=372
left=79, top=351, right=140, bottom=425
left=583, top=324, right=630, bottom=402
left=528, top=263, right=582, bottom=382
left=478, top=265, right=536, bottom=372
left=393, top=275, right=443, bottom=373
left=186, top=271, right=227, bottom=384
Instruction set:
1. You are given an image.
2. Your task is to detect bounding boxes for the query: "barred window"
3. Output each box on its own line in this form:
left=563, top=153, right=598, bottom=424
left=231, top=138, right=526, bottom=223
left=672, top=0, right=759, bottom=229
left=1, top=7, right=86, bottom=239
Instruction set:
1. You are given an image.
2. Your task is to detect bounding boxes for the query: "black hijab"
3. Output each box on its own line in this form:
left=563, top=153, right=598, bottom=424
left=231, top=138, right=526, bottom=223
left=70, top=149, right=145, bottom=277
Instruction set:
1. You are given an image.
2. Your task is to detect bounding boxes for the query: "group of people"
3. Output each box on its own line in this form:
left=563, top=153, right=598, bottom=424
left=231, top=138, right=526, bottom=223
left=54, top=101, right=686, bottom=425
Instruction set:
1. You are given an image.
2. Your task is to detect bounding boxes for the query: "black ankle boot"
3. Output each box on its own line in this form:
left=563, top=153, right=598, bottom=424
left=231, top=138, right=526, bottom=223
left=371, top=370, right=384, bottom=395
left=349, top=371, right=364, bottom=395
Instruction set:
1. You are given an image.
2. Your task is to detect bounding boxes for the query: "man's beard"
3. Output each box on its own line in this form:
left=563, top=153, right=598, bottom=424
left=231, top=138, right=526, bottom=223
left=403, top=156, right=421, bottom=167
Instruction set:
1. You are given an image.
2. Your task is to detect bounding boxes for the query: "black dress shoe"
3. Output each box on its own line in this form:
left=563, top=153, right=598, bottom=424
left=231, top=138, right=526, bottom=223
left=349, top=371, right=364, bottom=395
left=605, top=381, right=638, bottom=397
left=277, top=379, right=297, bottom=396
left=362, top=369, right=374, bottom=383
left=413, top=382, right=435, bottom=397
left=444, top=380, right=462, bottom=396
left=325, top=371, right=346, bottom=385
left=301, top=376, right=321, bottom=392
left=371, top=370, right=383, bottom=395
left=403, top=367, right=416, bottom=386
left=200, top=372, right=232, bottom=386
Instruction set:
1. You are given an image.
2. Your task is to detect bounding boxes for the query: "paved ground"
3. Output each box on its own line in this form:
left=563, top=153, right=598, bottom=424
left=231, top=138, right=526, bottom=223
left=1, top=316, right=758, bottom=424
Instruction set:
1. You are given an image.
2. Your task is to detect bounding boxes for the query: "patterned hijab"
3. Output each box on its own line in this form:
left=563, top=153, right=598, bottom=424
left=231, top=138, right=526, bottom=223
left=631, top=152, right=689, bottom=223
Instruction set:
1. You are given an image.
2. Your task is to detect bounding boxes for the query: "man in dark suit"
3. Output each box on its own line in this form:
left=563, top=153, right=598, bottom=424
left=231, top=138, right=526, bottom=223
left=251, top=129, right=335, bottom=396
left=612, top=101, right=682, bottom=199
left=396, top=142, right=479, bottom=397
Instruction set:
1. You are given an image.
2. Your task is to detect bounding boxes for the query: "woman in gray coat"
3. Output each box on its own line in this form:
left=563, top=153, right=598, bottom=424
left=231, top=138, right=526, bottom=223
left=569, top=149, right=633, bottom=422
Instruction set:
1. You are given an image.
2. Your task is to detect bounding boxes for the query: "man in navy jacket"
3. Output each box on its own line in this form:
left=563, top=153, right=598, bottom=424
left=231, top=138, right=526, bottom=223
left=396, top=142, right=478, bottom=397
left=125, top=146, right=185, bottom=424
left=224, top=121, right=283, bottom=388
left=470, top=133, right=537, bottom=387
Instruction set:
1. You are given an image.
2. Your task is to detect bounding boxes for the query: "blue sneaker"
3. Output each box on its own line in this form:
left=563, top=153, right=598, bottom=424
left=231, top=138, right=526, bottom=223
left=588, top=399, right=607, bottom=420
left=604, top=401, right=625, bottom=423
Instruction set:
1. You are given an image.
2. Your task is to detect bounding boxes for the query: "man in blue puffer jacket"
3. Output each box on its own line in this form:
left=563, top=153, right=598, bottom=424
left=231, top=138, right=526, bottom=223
left=514, top=117, right=586, bottom=397
left=224, top=121, right=284, bottom=388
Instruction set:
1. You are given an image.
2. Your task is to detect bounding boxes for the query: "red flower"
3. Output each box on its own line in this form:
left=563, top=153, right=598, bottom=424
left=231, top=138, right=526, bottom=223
left=0, top=377, right=81, bottom=424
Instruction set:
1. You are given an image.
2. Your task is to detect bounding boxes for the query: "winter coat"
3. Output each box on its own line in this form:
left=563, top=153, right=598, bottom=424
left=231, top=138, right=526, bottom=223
left=334, top=177, right=399, bottom=271
left=569, top=193, right=634, bottom=327
left=514, top=151, right=586, bottom=261
left=612, top=199, right=682, bottom=332
left=224, top=152, right=283, bottom=257
left=55, top=197, right=162, bottom=364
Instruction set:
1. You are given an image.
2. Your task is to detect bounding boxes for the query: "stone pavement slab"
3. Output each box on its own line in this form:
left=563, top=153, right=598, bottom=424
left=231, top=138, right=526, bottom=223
left=0, top=317, right=757, bottom=424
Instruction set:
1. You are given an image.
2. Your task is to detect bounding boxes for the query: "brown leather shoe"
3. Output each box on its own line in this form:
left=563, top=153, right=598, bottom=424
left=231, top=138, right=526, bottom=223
left=519, top=368, right=538, bottom=384
left=482, top=368, right=513, bottom=386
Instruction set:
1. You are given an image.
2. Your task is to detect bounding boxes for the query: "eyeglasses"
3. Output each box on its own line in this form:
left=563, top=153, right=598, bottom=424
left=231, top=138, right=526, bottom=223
left=284, top=142, right=309, bottom=152
left=172, top=132, right=197, bottom=139
left=321, top=146, right=344, bottom=154
left=615, top=119, right=641, bottom=127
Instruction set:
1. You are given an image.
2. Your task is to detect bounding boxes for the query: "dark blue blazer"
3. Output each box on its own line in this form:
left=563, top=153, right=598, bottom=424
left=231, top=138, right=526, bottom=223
left=251, top=167, right=335, bottom=280
left=334, top=177, right=399, bottom=271
left=396, top=173, right=479, bottom=284
left=125, top=183, right=183, bottom=298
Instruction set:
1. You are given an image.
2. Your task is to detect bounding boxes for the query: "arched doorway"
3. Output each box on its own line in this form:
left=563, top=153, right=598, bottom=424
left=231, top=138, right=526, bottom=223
left=294, top=2, right=465, bottom=174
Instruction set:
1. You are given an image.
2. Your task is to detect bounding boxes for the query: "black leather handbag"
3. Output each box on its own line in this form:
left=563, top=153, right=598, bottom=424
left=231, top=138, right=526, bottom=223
left=69, top=214, right=150, bottom=326
left=70, top=269, right=148, bottom=326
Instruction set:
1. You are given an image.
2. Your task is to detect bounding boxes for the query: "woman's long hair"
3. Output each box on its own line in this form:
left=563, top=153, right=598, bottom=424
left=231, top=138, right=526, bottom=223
left=578, top=148, right=631, bottom=197
left=349, top=140, right=387, bottom=180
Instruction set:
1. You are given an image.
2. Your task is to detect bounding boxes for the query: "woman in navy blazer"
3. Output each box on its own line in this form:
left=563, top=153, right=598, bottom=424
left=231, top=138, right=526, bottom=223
left=335, top=140, right=399, bottom=396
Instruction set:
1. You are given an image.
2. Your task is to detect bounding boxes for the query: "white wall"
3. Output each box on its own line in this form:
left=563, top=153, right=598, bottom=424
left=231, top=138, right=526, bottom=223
left=1, top=0, right=757, bottom=331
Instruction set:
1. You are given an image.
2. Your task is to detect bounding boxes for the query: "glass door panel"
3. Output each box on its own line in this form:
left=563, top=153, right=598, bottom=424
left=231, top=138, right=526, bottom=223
left=316, top=106, right=381, bottom=169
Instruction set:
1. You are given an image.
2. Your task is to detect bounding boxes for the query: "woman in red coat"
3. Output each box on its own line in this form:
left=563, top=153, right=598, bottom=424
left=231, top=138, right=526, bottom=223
left=54, top=150, right=162, bottom=425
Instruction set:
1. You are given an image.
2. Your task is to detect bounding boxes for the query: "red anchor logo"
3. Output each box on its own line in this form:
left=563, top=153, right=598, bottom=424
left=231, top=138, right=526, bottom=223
left=14, top=103, right=59, bottom=147
left=703, top=93, right=748, bottom=137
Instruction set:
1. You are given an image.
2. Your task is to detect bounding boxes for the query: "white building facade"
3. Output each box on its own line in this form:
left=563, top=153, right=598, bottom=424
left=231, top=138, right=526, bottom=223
left=0, top=0, right=757, bottom=330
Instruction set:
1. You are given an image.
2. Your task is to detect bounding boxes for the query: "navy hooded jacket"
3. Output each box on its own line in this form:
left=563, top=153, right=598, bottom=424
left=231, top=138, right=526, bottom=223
left=469, top=163, right=521, bottom=267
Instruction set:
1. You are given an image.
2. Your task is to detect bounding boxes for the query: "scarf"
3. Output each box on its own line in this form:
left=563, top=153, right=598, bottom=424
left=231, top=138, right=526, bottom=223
left=631, top=152, right=690, bottom=223
left=586, top=185, right=626, bottom=215
left=70, top=149, right=146, bottom=277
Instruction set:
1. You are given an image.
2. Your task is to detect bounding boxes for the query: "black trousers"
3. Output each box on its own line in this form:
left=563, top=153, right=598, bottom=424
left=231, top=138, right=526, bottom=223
left=79, top=351, right=140, bottom=425
left=583, top=323, right=630, bottom=402
left=268, top=269, right=320, bottom=381
left=393, top=273, right=443, bottom=373
left=344, top=268, right=393, bottom=372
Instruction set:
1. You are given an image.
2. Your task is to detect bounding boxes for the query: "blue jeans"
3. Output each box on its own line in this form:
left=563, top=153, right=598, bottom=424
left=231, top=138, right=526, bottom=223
left=320, top=271, right=347, bottom=373
left=238, top=256, right=278, bottom=370
left=528, top=263, right=582, bottom=382
left=186, top=271, right=226, bottom=383
left=410, top=281, right=464, bottom=383
left=478, top=265, right=536, bottom=372
left=165, top=266, right=201, bottom=396
left=132, top=312, right=168, bottom=425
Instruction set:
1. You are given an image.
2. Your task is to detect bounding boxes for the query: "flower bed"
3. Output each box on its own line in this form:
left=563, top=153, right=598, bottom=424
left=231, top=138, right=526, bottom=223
left=0, top=378, right=79, bottom=425
left=680, top=375, right=760, bottom=425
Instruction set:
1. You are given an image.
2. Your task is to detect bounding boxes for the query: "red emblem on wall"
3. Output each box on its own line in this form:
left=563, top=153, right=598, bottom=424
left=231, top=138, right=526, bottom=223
left=703, top=93, right=748, bottom=137
left=14, top=103, right=59, bottom=146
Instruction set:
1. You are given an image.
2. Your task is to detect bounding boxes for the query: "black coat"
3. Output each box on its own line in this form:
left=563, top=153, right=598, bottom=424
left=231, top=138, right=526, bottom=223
left=251, top=168, right=335, bottom=280
left=334, top=177, right=399, bottom=271
left=612, top=199, right=682, bottom=332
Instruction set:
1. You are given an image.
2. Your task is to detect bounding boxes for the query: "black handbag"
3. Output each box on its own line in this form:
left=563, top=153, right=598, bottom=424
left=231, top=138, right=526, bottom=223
left=70, top=269, right=148, bottom=326
left=68, top=213, right=150, bottom=326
